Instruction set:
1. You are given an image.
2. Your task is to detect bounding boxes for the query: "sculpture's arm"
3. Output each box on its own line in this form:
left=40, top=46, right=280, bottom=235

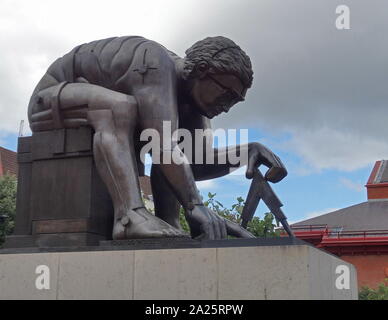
left=188, top=116, right=287, bottom=183
left=137, top=91, right=243, bottom=239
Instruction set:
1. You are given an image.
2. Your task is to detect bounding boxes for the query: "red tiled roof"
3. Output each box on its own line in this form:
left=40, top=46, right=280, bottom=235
left=0, top=147, right=18, bottom=176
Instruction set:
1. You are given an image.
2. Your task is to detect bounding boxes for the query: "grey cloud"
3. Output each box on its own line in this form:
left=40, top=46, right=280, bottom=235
left=168, top=0, right=388, bottom=171
left=1, top=0, right=387, bottom=171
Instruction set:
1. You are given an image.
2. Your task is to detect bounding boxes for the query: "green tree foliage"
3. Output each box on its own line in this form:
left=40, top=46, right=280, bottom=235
left=0, top=174, right=17, bottom=246
left=359, top=279, right=388, bottom=300
left=179, top=192, right=280, bottom=238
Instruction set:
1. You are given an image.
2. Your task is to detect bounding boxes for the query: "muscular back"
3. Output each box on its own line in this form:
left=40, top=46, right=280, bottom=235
left=28, top=36, right=181, bottom=125
left=46, top=36, right=181, bottom=89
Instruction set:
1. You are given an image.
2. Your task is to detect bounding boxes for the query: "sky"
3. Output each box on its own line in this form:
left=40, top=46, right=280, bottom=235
left=0, top=0, right=387, bottom=223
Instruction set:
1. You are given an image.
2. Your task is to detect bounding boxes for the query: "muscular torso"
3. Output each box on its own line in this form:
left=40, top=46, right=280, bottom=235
left=29, top=36, right=211, bottom=135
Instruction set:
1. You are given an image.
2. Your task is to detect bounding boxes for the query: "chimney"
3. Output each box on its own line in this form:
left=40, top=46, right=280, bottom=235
left=366, top=160, right=388, bottom=200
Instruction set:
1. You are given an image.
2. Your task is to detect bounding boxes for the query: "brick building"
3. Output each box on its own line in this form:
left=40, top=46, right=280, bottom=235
left=291, top=160, right=388, bottom=289
left=0, top=147, right=17, bottom=177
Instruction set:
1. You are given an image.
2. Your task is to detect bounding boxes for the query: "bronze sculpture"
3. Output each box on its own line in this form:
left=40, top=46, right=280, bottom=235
left=27, top=36, right=287, bottom=241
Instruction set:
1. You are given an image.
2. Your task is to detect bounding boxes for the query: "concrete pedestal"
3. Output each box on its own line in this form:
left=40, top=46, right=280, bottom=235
left=0, top=239, right=358, bottom=300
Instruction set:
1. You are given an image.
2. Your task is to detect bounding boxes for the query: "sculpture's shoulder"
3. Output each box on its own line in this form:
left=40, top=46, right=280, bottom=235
left=112, top=37, right=180, bottom=92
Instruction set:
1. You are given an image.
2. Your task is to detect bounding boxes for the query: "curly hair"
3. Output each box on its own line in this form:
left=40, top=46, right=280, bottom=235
left=183, top=36, right=253, bottom=88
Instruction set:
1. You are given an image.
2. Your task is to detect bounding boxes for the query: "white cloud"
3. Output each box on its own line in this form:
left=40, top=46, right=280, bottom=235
left=284, top=127, right=388, bottom=173
left=227, top=167, right=246, bottom=177
left=2, top=0, right=388, bottom=176
left=0, top=0, right=198, bottom=133
left=196, top=180, right=217, bottom=189
left=339, top=177, right=364, bottom=192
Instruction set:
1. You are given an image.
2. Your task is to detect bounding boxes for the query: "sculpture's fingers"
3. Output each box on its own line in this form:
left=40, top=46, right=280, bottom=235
left=246, top=150, right=258, bottom=179
left=199, top=223, right=214, bottom=240
left=225, top=220, right=255, bottom=238
left=194, top=233, right=205, bottom=240
left=220, top=218, right=228, bottom=239
left=30, top=109, right=53, bottom=122
left=265, top=166, right=287, bottom=183
left=212, top=216, right=222, bottom=240
left=263, top=153, right=287, bottom=183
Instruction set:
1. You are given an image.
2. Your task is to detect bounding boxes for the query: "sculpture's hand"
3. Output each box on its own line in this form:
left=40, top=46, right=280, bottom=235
left=186, top=205, right=254, bottom=240
left=245, top=142, right=287, bottom=183
left=36, top=87, right=52, bottom=107
left=186, top=205, right=226, bottom=240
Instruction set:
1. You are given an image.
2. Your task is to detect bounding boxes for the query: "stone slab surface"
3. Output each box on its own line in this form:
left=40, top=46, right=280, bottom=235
left=0, top=243, right=358, bottom=300
left=0, top=253, right=60, bottom=300
left=134, top=248, right=217, bottom=300
left=57, top=251, right=134, bottom=300
left=1, top=236, right=308, bottom=254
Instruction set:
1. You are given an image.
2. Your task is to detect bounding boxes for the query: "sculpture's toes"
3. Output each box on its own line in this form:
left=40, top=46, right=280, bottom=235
left=113, top=208, right=189, bottom=239
left=128, top=228, right=165, bottom=239
left=161, top=227, right=188, bottom=238
left=123, top=218, right=188, bottom=239
left=112, top=221, right=126, bottom=240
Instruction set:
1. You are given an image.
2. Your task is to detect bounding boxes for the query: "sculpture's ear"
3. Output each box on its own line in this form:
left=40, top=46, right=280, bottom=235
left=195, top=60, right=209, bottom=79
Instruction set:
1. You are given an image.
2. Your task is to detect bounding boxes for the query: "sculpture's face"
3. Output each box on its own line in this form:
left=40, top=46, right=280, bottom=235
left=189, top=68, right=247, bottom=119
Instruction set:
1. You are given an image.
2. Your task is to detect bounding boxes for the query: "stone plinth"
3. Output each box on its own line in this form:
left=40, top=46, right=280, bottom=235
left=0, top=238, right=358, bottom=300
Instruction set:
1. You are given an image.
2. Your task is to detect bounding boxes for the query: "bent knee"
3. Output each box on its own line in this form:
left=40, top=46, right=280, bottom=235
left=87, top=86, right=137, bottom=112
left=88, top=109, right=115, bottom=132
left=29, top=82, right=69, bottom=132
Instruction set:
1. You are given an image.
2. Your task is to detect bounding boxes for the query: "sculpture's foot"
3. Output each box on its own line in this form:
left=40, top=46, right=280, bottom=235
left=112, top=208, right=188, bottom=240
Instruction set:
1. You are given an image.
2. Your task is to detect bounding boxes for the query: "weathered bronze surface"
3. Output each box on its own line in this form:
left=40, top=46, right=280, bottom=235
left=15, top=36, right=288, bottom=245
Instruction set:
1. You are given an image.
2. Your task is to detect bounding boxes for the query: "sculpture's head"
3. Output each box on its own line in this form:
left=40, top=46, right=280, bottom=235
left=183, top=36, right=253, bottom=118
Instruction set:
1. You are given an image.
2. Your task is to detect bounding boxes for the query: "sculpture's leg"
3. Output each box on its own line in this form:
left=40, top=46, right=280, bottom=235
left=139, top=113, right=204, bottom=213
left=84, top=91, right=186, bottom=239
left=31, top=83, right=185, bottom=239
left=150, top=164, right=181, bottom=230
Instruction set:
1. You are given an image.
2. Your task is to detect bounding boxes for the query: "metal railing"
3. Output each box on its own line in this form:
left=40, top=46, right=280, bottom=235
left=282, top=224, right=388, bottom=242
left=325, top=230, right=388, bottom=240
left=290, top=224, right=328, bottom=232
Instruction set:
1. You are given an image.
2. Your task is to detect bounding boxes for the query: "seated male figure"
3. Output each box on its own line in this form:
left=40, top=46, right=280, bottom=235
left=28, top=36, right=287, bottom=240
